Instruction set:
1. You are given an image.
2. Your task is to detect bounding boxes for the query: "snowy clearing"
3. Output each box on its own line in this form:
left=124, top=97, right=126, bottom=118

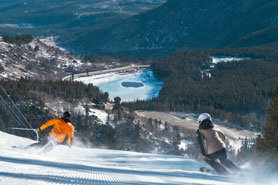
left=0, top=131, right=277, bottom=185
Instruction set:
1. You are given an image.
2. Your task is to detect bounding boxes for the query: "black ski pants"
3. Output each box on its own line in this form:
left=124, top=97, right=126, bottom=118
left=205, top=148, right=239, bottom=174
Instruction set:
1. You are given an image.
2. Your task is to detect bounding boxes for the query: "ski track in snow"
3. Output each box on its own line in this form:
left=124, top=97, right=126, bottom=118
left=0, top=152, right=231, bottom=185
left=0, top=131, right=276, bottom=185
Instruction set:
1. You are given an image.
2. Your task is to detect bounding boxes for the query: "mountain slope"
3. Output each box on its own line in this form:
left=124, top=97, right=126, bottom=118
left=230, top=26, right=278, bottom=47
left=67, top=0, right=278, bottom=56
left=0, top=131, right=271, bottom=185
left=0, top=36, right=82, bottom=80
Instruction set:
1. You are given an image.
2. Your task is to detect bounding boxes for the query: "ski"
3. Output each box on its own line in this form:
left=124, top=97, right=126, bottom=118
left=11, top=145, right=28, bottom=150
left=199, top=167, right=217, bottom=174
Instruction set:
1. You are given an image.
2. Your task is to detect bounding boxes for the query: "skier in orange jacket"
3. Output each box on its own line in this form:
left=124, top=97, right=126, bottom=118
left=30, top=111, right=74, bottom=148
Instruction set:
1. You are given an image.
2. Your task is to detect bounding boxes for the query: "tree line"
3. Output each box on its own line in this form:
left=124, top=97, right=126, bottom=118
left=234, top=83, right=278, bottom=172
left=2, top=34, right=34, bottom=46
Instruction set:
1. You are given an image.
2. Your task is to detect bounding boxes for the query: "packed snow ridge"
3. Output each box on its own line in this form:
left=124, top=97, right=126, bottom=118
left=0, top=131, right=277, bottom=185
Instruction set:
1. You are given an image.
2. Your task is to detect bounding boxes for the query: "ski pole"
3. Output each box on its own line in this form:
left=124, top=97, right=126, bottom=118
left=228, top=151, right=248, bottom=164
left=10, top=127, right=39, bottom=141
left=228, top=151, right=258, bottom=171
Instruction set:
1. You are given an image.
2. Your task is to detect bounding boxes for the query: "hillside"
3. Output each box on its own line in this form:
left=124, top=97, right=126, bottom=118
left=230, top=26, right=278, bottom=48
left=0, top=35, right=134, bottom=80
left=0, top=131, right=274, bottom=185
left=65, top=0, right=278, bottom=56
left=0, top=35, right=82, bottom=80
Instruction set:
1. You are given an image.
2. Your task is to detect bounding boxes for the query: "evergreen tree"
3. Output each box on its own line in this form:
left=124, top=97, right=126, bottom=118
left=255, top=83, right=278, bottom=169
left=113, top=96, right=122, bottom=111
left=259, top=83, right=278, bottom=151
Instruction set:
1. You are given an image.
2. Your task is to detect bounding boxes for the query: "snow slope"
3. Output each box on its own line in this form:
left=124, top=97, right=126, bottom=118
left=0, top=131, right=276, bottom=185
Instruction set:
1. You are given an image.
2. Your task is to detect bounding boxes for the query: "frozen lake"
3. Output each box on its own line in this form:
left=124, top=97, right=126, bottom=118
left=75, top=68, right=163, bottom=102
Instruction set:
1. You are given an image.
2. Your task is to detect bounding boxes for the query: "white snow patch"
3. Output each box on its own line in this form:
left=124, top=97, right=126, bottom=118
left=40, top=37, right=58, bottom=48
left=0, top=73, right=8, bottom=78
left=89, top=108, right=108, bottom=124
left=211, top=56, right=251, bottom=64
left=0, top=24, right=34, bottom=28
left=178, top=140, right=192, bottom=150
left=228, top=139, right=243, bottom=154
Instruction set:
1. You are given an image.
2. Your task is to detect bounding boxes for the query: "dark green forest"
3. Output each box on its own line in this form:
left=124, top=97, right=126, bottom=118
left=2, top=34, right=33, bottom=46
left=125, top=45, right=278, bottom=131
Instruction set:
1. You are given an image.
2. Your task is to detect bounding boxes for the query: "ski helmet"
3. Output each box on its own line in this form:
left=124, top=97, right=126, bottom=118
left=198, top=113, right=212, bottom=123
left=63, top=111, right=71, bottom=119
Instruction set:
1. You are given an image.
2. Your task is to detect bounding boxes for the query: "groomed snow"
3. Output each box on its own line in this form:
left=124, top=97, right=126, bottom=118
left=0, top=131, right=277, bottom=185
left=76, top=68, right=163, bottom=102
left=0, top=131, right=229, bottom=185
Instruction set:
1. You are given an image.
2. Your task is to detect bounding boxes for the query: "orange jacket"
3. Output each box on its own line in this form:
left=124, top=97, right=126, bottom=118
left=40, top=118, right=74, bottom=146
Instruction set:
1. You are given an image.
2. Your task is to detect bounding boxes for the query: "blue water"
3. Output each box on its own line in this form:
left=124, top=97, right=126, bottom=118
left=121, top=82, right=144, bottom=88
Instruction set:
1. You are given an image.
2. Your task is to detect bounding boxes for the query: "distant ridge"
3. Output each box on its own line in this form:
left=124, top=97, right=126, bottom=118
left=66, top=0, right=278, bottom=56
left=229, top=26, right=278, bottom=48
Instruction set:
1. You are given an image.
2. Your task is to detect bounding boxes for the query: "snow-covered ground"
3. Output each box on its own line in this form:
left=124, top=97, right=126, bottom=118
left=2, top=131, right=276, bottom=185
left=178, top=140, right=192, bottom=151
left=201, top=56, right=253, bottom=78
left=0, top=23, right=35, bottom=29
left=76, top=68, right=163, bottom=102
left=45, top=100, right=108, bottom=124
left=211, top=56, right=252, bottom=64
left=0, top=36, right=83, bottom=80
left=74, top=104, right=108, bottom=124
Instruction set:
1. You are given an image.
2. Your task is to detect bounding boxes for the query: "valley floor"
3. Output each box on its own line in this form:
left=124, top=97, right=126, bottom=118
left=135, top=111, right=257, bottom=152
left=63, top=64, right=150, bottom=81
left=135, top=111, right=257, bottom=138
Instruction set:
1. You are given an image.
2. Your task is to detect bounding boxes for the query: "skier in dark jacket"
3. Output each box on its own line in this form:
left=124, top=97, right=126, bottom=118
left=196, top=113, right=239, bottom=174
